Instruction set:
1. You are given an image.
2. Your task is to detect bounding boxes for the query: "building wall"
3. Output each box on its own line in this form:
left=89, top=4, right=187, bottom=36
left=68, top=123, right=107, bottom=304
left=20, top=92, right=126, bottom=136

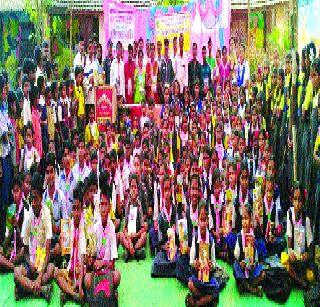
left=230, top=9, right=248, bottom=45
left=99, top=13, right=105, bottom=58
left=231, top=1, right=291, bottom=48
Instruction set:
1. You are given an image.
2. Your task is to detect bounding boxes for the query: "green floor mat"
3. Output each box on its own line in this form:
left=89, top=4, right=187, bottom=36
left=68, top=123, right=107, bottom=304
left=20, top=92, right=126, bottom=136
left=0, top=244, right=304, bottom=306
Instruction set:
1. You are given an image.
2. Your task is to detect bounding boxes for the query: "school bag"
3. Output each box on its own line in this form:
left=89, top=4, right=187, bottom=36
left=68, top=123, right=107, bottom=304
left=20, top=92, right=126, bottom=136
left=304, top=282, right=320, bottom=307
left=262, top=267, right=292, bottom=304
left=88, top=272, right=118, bottom=307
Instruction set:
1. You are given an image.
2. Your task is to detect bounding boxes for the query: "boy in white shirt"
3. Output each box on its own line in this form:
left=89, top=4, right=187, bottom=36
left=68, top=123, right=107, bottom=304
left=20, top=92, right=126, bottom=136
left=19, top=123, right=40, bottom=174
left=14, top=173, right=54, bottom=302
left=55, top=184, right=86, bottom=305
left=84, top=184, right=121, bottom=304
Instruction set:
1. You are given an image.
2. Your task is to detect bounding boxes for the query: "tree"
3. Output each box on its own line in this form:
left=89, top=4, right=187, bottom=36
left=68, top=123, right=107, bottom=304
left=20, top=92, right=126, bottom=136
left=25, top=0, right=52, bottom=45
left=157, top=0, right=187, bottom=6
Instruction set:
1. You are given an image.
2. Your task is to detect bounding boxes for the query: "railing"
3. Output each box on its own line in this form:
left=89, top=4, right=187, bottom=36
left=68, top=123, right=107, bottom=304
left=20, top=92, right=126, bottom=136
left=231, top=0, right=290, bottom=10
left=1, top=0, right=291, bottom=12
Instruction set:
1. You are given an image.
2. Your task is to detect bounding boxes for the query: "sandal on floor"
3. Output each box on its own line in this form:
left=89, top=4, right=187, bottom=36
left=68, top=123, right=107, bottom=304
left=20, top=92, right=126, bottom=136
left=185, top=293, right=193, bottom=307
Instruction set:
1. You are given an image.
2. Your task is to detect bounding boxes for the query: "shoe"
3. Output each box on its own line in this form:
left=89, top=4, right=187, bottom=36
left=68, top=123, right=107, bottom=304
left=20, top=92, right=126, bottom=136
left=135, top=248, right=146, bottom=261
left=150, top=248, right=155, bottom=257
left=14, top=285, right=20, bottom=301
left=60, top=292, right=66, bottom=307
left=185, top=293, right=194, bottom=306
left=42, top=284, right=53, bottom=304
left=124, top=250, right=130, bottom=262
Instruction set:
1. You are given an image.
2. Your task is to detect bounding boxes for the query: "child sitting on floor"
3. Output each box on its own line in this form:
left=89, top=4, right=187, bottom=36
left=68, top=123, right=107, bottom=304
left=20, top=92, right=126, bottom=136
left=284, top=182, right=317, bottom=289
left=233, top=207, right=265, bottom=297
left=186, top=204, right=220, bottom=307
left=55, top=183, right=85, bottom=305
left=151, top=174, right=178, bottom=278
left=14, top=172, right=54, bottom=302
left=85, top=181, right=121, bottom=305
left=0, top=175, right=26, bottom=272
left=176, top=175, right=199, bottom=285
left=120, top=174, right=147, bottom=261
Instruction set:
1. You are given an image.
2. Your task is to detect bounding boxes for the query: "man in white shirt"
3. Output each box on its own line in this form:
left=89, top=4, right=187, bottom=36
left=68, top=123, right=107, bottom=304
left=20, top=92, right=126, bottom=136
left=73, top=37, right=86, bottom=70
left=235, top=44, right=250, bottom=88
left=22, top=77, right=32, bottom=126
left=175, top=34, right=188, bottom=92
left=171, top=36, right=178, bottom=76
left=84, top=39, right=99, bottom=77
left=110, top=41, right=125, bottom=98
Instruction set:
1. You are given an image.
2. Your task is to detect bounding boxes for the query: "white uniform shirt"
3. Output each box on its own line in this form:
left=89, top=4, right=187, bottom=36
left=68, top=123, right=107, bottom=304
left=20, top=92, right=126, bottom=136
left=73, top=52, right=85, bottom=70
left=110, top=58, right=125, bottom=97
left=21, top=205, right=52, bottom=266
left=94, top=216, right=118, bottom=261
left=23, top=97, right=32, bottom=126
left=175, top=53, right=189, bottom=90
left=67, top=219, right=86, bottom=271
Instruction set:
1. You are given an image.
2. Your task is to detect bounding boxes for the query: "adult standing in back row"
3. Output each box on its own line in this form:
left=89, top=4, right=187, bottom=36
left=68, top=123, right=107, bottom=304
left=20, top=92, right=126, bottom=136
left=159, top=39, right=174, bottom=97
left=188, top=42, right=203, bottom=95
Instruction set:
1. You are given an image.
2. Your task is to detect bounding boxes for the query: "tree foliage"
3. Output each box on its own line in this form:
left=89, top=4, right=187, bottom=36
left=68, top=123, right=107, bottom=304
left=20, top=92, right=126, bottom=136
left=267, top=26, right=291, bottom=59
left=156, top=0, right=187, bottom=6
left=25, top=0, right=52, bottom=44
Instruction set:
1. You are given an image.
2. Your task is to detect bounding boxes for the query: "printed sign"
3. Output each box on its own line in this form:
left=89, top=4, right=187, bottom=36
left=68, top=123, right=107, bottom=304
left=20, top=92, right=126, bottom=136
left=95, top=85, right=117, bottom=126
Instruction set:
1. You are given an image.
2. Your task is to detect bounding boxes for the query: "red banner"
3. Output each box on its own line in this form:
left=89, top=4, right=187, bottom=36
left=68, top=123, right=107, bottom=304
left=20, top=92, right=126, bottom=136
left=95, top=86, right=116, bottom=130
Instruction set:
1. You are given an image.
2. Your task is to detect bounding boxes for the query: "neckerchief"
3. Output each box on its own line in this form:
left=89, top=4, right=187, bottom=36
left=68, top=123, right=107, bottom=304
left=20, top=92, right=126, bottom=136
left=237, top=62, right=245, bottom=86
left=30, top=208, right=42, bottom=264
left=162, top=202, right=172, bottom=224
left=212, top=192, right=223, bottom=241
left=264, top=195, right=274, bottom=241
left=70, top=226, right=79, bottom=282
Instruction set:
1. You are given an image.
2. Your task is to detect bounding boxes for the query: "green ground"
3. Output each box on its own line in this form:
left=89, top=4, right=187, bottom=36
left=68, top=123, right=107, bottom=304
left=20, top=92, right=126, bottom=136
left=0, top=245, right=304, bottom=306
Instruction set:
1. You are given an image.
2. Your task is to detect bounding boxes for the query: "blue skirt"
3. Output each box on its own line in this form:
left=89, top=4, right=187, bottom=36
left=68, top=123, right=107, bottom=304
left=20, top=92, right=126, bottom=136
left=189, top=275, right=219, bottom=297
left=225, top=232, right=237, bottom=250
left=151, top=251, right=176, bottom=278
left=233, top=261, right=264, bottom=280
left=255, top=238, right=267, bottom=261
left=148, top=224, right=158, bottom=252
left=176, top=254, right=191, bottom=285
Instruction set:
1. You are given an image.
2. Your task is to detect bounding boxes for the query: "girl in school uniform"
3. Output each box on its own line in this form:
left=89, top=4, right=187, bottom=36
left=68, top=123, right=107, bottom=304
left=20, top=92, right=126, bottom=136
left=308, top=59, right=320, bottom=211
left=120, top=174, right=147, bottom=262
left=271, top=69, right=285, bottom=167
left=285, top=183, right=316, bottom=289
left=151, top=174, right=178, bottom=278
left=254, top=176, right=284, bottom=259
left=186, top=204, right=221, bottom=307
left=235, top=165, right=252, bottom=231
left=209, top=173, right=225, bottom=258
left=233, top=207, right=265, bottom=297
left=176, top=175, right=199, bottom=285
left=0, top=175, right=26, bottom=272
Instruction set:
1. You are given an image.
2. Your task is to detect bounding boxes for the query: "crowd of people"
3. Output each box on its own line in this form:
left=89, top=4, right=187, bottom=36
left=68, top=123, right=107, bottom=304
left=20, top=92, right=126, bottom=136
left=0, top=31, right=319, bottom=306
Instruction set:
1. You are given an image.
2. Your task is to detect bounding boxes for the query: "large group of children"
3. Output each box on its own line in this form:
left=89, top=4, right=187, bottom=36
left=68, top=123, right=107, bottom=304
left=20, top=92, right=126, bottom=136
left=0, top=33, right=319, bottom=306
